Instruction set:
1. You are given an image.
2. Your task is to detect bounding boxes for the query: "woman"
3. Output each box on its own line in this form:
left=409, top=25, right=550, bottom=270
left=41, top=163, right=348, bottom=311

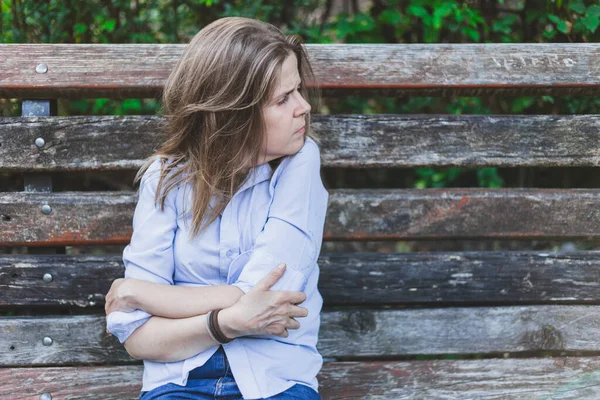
left=105, top=16, right=328, bottom=399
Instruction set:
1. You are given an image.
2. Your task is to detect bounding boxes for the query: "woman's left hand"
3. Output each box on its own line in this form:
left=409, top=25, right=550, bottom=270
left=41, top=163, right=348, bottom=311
left=105, top=278, right=138, bottom=315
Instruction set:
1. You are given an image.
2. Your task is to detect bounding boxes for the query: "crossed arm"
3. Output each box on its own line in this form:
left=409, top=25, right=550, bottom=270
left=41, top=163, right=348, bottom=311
left=106, top=140, right=328, bottom=363
left=106, top=266, right=305, bottom=362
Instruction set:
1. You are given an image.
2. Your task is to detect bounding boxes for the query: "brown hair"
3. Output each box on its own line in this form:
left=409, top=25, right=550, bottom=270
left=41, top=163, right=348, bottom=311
left=135, top=17, right=319, bottom=238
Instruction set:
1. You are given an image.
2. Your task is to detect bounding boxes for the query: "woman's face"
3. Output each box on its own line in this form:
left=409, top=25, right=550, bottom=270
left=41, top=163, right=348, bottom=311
left=260, top=53, right=311, bottom=164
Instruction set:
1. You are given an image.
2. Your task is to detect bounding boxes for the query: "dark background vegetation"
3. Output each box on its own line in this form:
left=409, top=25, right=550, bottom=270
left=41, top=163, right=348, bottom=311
left=3, top=0, right=600, bottom=254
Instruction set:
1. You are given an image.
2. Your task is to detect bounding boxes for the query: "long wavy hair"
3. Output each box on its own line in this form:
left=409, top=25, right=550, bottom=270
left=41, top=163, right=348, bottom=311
left=135, top=17, right=320, bottom=238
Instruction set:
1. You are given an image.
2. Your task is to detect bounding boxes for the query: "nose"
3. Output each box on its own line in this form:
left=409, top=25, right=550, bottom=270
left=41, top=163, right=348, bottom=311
left=294, top=91, right=311, bottom=117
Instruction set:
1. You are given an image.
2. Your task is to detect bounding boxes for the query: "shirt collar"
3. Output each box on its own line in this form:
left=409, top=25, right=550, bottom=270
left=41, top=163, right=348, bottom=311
left=236, top=162, right=273, bottom=195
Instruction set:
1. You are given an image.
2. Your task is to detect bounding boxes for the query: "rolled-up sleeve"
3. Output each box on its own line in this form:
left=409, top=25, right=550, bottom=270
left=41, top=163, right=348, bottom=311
left=232, top=139, right=329, bottom=293
left=106, top=158, right=179, bottom=343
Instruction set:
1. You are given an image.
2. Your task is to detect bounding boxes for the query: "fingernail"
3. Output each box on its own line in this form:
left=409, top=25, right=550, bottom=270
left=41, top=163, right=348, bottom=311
left=277, top=263, right=286, bottom=269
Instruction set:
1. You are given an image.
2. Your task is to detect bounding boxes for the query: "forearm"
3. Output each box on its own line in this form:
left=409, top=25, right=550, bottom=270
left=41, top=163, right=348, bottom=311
left=124, top=314, right=208, bottom=362
left=123, top=306, right=241, bottom=363
left=128, top=281, right=244, bottom=319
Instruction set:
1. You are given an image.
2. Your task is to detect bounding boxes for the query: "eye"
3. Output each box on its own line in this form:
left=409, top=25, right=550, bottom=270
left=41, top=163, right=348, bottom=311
left=276, top=85, right=302, bottom=106
left=277, top=94, right=290, bottom=106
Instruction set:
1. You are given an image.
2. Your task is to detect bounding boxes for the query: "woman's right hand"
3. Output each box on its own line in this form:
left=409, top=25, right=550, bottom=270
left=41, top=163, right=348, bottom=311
left=219, top=264, right=308, bottom=339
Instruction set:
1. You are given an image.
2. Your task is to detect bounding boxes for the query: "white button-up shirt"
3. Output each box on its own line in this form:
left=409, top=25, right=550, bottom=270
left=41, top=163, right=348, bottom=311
left=107, top=137, right=329, bottom=399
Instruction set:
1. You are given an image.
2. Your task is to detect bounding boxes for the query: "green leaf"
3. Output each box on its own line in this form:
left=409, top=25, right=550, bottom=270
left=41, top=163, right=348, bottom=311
left=122, top=99, right=142, bottom=114
left=511, top=96, right=536, bottom=113
left=102, top=19, right=117, bottom=32
left=542, top=29, right=557, bottom=39
left=74, top=23, right=88, bottom=35
left=463, top=27, right=480, bottom=41
left=582, top=14, right=600, bottom=33
left=588, top=5, right=600, bottom=17
left=433, top=2, right=454, bottom=19
left=407, top=5, right=429, bottom=19
left=557, top=19, right=568, bottom=33
left=548, top=14, right=568, bottom=33
left=547, top=14, right=560, bottom=24
left=477, top=168, right=504, bottom=188
left=542, top=95, right=555, bottom=104
left=569, top=1, right=586, bottom=14
left=380, top=9, right=403, bottom=25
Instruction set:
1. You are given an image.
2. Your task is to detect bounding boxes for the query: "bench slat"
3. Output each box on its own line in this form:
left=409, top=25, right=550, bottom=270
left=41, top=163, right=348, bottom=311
left=3, top=252, right=600, bottom=307
left=3, top=189, right=600, bottom=245
left=5, top=357, right=600, bottom=399
left=5, top=114, right=600, bottom=171
left=2, top=306, right=600, bottom=365
left=2, top=44, right=600, bottom=98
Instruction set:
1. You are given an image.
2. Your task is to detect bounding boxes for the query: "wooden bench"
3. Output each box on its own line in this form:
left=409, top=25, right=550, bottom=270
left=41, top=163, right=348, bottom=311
left=3, top=43, right=600, bottom=399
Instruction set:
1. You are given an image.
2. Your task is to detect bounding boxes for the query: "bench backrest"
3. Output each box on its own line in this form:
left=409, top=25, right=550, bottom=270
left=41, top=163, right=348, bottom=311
left=3, top=43, right=600, bottom=398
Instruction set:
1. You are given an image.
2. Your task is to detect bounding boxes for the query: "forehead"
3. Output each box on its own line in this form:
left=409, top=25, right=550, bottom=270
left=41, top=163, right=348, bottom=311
left=274, top=54, right=300, bottom=90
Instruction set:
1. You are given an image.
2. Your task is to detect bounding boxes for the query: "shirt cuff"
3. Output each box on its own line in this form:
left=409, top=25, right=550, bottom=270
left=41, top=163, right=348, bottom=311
left=106, top=309, right=152, bottom=344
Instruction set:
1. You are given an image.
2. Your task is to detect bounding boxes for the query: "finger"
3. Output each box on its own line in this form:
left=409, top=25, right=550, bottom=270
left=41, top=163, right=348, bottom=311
left=289, top=306, right=308, bottom=319
left=253, top=263, right=286, bottom=292
left=286, top=317, right=301, bottom=330
left=282, top=291, right=307, bottom=305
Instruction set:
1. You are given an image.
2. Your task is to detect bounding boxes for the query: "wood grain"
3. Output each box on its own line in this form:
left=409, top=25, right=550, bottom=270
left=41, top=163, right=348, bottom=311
left=2, top=44, right=600, bottom=97
left=4, top=189, right=600, bottom=245
left=5, top=114, right=600, bottom=171
left=5, top=358, right=600, bottom=399
left=4, top=251, right=600, bottom=307
left=3, top=306, right=600, bottom=365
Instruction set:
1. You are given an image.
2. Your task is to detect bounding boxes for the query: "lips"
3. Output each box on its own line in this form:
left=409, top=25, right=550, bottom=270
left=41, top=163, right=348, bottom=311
left=295, top=126, right=305, bottom=134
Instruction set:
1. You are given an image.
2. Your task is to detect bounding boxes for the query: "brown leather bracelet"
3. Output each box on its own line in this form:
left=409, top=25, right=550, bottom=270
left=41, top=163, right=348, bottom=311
left=208, top=309, right=232, bottom=344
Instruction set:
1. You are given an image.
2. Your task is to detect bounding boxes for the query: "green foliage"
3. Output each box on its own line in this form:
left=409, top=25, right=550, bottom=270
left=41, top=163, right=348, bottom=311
left=3, top=0, right=600, bottom=189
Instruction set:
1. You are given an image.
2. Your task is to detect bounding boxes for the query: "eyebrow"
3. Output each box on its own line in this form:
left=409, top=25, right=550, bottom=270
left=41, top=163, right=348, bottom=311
left=275, top=79, right=302, bottom=100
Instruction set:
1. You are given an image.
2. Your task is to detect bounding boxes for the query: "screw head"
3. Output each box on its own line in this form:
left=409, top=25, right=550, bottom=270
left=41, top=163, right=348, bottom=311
left=41, top=205, right=52, bottom=215
left=35, top=137, right=46, bottom=148
left=36, top=63, right=48, bottom=74
left=43, top=273, right=53, bottom=283
left=40, top=393, right=52, bottom=400
left=42, top=337, right=53, bottom=346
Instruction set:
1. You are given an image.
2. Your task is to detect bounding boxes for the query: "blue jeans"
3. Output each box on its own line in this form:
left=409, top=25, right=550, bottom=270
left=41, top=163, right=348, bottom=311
left=140, top=346, right=321, bottom=399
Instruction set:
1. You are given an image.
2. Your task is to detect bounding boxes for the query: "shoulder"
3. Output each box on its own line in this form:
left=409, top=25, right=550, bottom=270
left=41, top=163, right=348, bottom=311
left=139, top=156, right=184, bottom=200
left=297, top=136, right=321, bottom=161
left=270, top=136, right=322, bottom=184
left=142, top=157, right=184, bottom=183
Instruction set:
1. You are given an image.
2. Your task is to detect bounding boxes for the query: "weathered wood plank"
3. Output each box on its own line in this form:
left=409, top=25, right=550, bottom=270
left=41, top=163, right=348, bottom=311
left=5, top=357, right=600, bottom=399
left=325, top=189, right=600, bottom=240
left=4, top=252, right=600, bottom=307
left=5, top=114, right=600, bottom=171
left=320, top=251, right=600, bottom=305
left=319, top=357, right=600, bottom=399
left=2, top=44, right=600, bottom=97
left=3, top=306, right=600, bottom=365
left=0, top=192, right=134, bottom=246
left=4, top=189, right=600, bottom=245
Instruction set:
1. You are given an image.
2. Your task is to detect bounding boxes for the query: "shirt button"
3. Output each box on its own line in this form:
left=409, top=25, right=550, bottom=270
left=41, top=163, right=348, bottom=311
left=226, top=249, right=235, bottom=258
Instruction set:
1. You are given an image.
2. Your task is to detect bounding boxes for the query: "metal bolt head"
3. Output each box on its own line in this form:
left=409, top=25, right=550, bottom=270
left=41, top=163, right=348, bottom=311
left=43, top=273, right=53, bottom=283
left=41, top=204, right=52, bottom=215
left=40, top=393, right=52, bottom=400
left=42, top=337, right=53, bottom=346
left=35, top=137, right=46, bottom=148
left=36, top=63, right=48, bottom=74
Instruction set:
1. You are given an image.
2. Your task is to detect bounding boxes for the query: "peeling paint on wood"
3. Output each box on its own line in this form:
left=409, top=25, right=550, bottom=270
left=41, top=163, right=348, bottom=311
left=4, top=190, right=600, bottom=245
left=3, top=306, right=600, bottom=366
left=5, top=358, right=600, bottom=399
left=5, top=252, right=600, bottom=307
left=3, top=44, right=600, bottom=97
left=5, top=114, right=600, bottom=170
